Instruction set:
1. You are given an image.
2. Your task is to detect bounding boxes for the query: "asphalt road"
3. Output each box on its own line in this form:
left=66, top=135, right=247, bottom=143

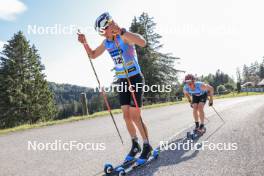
left=0, top=95, right=264, bottom=176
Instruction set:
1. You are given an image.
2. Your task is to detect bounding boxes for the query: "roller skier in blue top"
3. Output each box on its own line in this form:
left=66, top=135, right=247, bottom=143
left=183, top=74, right=214, bottom=134
left=78, top=12, right=152, bottom=165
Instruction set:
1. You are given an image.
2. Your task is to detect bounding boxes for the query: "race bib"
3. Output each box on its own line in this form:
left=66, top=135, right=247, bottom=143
left=112, top=55, right=123, bottom=68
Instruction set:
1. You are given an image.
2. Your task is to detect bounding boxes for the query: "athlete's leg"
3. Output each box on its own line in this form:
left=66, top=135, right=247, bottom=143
left=130, top=107, right=152, bottom=163
left=129, top=74, right=152, bottom=163
left=197, top=93, right=208, bottom=126
left=120, top=84, right=141, bottom=161
left=197, top=102, right=206, bottom=134
left=128, top=74, right=149, bottom=142
left=122, top=105, right=141, bottom=161
left=130, top=107, right=149, bottom=141
left=119, top=77, right=138, bottom=139
left=197, top=103, right=205, bottom=124
left=122, top=105, right=137, bottom=138
left=192, top=103, right=199, bottom=122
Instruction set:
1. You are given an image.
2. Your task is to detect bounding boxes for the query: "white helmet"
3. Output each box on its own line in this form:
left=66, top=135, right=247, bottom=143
left=94, top=12, right=112, bottom=35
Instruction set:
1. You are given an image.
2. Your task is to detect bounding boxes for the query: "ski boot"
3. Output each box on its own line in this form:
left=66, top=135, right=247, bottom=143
left=135, top=143, right=153, bottom=166
left=124, top=139, right=141, bottom=163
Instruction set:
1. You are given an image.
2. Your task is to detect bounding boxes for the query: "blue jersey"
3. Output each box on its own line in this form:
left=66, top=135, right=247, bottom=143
left=184, top=81, right=207, bottom=96
left=104, top=35, right=141, bottom=79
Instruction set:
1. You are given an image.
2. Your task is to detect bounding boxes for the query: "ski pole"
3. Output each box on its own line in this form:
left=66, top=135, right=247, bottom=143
left=114, top=37, right=149, bottom=143
left=78, top=30, right=124, bottom=145
left=205, top=116, right=210, bottom=123
left=211, top=106, right=225, bottom=123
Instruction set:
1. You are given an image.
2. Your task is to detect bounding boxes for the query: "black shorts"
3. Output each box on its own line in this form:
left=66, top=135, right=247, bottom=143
left=117, top=73, right=144, bottom=107
left=192, top=93, right=208, bottom=104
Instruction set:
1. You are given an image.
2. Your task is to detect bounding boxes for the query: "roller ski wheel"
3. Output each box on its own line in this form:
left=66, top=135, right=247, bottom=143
left=193, top=128, right=199, bottom=134
left=104, top=163, right=114, bottom=174
left=153, top=149, right=159, bottom=159
left=187, top=131, right=196, bottom=140
left=197, top=127, right=206, bottom=136
left=187, top=131, right=191, bottom=139
left=116, top=167, right=126, bottom=176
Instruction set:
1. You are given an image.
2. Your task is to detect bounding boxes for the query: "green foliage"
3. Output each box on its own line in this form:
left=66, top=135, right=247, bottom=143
left=129, top=12, right=180, bottom=101
left=236, top=82, right=241, bottom=93
left=0, top=32, right=57, bottom=129
left=49, top=82, right=95, bottom=118
left=49, top=82, right=120, bottom=118
left=201, top=69, right=234, bottom=91
left=258, top=60, right=264, bottom=79
left=224, top=83, right=234, bottom=91
left=242, top=64, right=250, bottom=82
left=217, top=85, right=227, bottom=94
left=236, top=67, right=242, bottom=83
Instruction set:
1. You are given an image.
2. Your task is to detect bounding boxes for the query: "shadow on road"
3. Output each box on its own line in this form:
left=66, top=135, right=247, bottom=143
left=128, top=137, right=200, bottom=176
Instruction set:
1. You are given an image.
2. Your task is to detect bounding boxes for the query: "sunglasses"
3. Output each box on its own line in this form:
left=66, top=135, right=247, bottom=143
left=185, top=80, right=193, bottom=83
left=101, top=19, right=113, bottom=30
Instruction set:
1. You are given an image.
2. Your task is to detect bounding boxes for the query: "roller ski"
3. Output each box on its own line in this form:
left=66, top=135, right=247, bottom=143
left=187, top=124, right=206, bottom=140
left=104, top=160, right=135, bottom=176
left=103, top=139, right=141, bottom=175
left=123, top=144, right=159, bottom=175
left=108, top=143, right=159, bottom=176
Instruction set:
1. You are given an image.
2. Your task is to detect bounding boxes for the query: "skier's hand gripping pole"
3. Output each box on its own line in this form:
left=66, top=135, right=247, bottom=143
left=206, top=97, right=225, bottom=123
left=77, top=30, right=124, bottom=145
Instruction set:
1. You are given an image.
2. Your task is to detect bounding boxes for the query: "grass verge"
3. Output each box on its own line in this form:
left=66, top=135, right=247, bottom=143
left=0, top=92, right=263, bottom=135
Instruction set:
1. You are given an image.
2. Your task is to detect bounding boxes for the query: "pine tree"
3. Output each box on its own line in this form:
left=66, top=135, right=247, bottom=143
left=258, top=59, right=264, bottom=79
left=236, top=67, right=242, bottom=83
left=242, top=65, right=250, bottom=83
left=201, top=70, right=234, bottom=91
left=0, top=31, right=57, bottom=128
left=129, top=13, right=180, bottom=100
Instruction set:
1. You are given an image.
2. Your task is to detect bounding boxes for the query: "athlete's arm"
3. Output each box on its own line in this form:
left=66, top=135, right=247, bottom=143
left=122, top=32, right=146, bottom=47
left=110, top=22, right=146, bottom=47
left=201, top=84, right=214, bottom=97
left=201, top=84, right=214, bottom=105
left=78, top=33, right=105, bottom=59
left=183, top=90, right=192, bottom=103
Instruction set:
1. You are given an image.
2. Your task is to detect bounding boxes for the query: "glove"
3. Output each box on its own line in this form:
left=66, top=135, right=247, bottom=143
left=188, top=100, right=193, bottom=108
left=209, top=100, right=213, bottom=106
